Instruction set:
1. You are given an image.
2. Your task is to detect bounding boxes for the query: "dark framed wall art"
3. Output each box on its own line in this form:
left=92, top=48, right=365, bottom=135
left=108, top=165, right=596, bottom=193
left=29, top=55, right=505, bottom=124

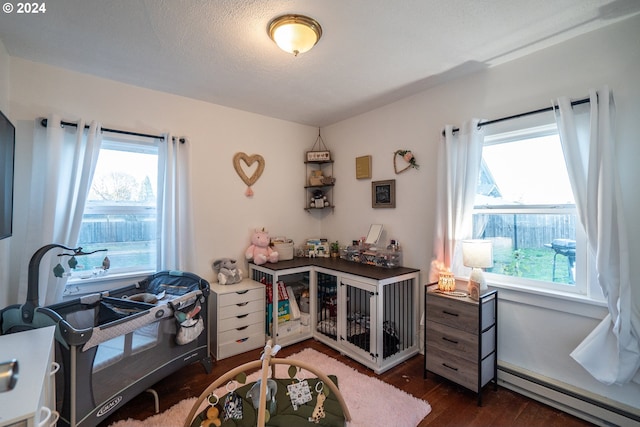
left=372, top=179, right=395, bottom=208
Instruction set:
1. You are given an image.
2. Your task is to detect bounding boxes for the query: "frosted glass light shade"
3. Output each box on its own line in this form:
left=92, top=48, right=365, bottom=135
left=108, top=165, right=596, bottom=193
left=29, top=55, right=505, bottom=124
left=269, top=15, right=322, bottom=56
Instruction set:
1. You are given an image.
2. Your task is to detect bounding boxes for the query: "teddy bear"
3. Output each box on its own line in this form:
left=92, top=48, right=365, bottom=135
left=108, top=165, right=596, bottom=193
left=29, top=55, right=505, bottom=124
left=212, top=258, right=243, bottom=285
left=245, top=228, right=279, bottom=265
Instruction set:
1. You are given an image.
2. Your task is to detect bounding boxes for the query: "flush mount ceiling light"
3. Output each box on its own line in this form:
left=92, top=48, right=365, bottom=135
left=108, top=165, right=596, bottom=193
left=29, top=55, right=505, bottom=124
left=268, top=14, right=322, bottom=56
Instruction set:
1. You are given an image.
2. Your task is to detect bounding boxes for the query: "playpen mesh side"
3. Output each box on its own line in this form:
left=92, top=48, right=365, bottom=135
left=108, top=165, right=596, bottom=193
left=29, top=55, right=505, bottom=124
left=54, top=304, right=209, bottom=426
left=88, top=317, right=184, bottom=405
left=52, top=272, right=209, bottom=426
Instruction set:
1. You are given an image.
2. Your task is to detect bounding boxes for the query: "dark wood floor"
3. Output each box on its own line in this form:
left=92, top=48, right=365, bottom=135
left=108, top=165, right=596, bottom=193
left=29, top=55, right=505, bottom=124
left=101, top=339, right=596, bottom=426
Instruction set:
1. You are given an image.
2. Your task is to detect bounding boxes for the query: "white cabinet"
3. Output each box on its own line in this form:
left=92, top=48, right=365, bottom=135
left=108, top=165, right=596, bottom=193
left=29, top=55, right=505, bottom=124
left=250, top=259, right=420, bottom=374
left=210, top=279, right=266, bottom=360
left=0, top=326, right=59, bottom=427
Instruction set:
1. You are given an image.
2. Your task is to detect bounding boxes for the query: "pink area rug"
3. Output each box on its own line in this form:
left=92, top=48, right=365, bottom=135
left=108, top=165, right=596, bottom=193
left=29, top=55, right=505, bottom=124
left=109, top=348, right=431, bottom=427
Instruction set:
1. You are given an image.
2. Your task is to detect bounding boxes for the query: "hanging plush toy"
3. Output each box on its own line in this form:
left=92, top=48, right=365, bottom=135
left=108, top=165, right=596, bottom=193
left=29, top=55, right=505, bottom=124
left=245, top=228, right=279, bottom=265
left=201, top=402, right=222, bottom=427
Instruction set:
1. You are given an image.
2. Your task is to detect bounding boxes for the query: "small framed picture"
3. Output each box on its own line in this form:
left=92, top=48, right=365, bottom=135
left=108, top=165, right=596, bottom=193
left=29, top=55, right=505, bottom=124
left=372, top=179, right=396, bottom=208
left=306, top=151, right=331, bottom=162
left=355, top=155, right=372, bottom=179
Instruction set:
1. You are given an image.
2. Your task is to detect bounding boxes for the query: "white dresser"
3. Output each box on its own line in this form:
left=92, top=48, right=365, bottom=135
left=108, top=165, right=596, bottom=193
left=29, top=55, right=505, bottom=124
left=210, top=279, right=266, bottom=360
left=0, top=326, right=59, bottom=427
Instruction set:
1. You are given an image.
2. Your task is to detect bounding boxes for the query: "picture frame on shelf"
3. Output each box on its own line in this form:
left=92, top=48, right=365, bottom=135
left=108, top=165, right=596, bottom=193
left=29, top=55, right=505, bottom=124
left=372, top=179, right=396, bottom=208
left=306, top=151, right=331, bottom=162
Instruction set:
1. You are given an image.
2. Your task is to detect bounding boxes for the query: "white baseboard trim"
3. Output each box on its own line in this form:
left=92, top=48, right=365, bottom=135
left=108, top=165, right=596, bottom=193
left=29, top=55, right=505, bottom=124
left=498, top=362, right=640, bottom=427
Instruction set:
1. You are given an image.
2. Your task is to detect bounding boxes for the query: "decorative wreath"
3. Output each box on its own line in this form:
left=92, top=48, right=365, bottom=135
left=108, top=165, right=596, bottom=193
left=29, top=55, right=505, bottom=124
left=393, top=149, right=419, bottom=174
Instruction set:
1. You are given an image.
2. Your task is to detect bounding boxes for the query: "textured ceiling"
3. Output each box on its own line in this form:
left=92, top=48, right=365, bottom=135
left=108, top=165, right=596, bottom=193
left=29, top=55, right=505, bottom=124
left=1, top=0, right=639, bottom=127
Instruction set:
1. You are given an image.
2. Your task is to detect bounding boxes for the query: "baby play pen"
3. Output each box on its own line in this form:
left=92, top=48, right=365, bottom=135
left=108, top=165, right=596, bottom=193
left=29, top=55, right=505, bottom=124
left=0, top=244, right=212, bottom=427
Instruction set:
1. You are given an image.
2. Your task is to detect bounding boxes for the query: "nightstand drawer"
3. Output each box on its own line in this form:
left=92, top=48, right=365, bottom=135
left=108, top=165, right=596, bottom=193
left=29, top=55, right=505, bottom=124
left=426, top=321, right=477, bottom=362
left=218, top=310, right=264, bottom=332
left=426, top=345, right=479, bottom=391
left=426, top=345, right=496, bottom=392
left=218, top=298, right=263, bottom=319
left=426, top=295, right=477, bottom=333
left=218, top=287, right=264, bottom=307
left=217, top=333, right=265, bottom=359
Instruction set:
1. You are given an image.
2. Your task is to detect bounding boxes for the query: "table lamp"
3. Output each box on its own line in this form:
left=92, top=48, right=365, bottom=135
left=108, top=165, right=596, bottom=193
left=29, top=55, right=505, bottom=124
left=462, top=240, right=493, bottom=300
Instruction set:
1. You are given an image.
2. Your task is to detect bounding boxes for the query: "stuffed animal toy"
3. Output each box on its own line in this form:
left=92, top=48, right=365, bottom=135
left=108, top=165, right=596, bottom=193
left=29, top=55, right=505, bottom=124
left=246, top=379, right=278, bottom=414
left=201, top=405, right=222, bottom=427
left=310, top=189, right=329, bottom=208
left=245, top=228, right=279, bottom=265
left=308, top=392, right=327, bottom=423
left=212, top=258, right=243, bottom=285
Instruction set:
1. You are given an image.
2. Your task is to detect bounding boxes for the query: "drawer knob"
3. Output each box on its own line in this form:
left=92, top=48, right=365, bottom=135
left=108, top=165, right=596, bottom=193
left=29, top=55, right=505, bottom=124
left=236, top=302, right=249, bottom=307
left=442, top=310, right=459, bottom=317
left=236, top=326, right=248, bottom=331
left=236, top=290, right=249, bottom=294
left=237, top=314, right=249, bottom=319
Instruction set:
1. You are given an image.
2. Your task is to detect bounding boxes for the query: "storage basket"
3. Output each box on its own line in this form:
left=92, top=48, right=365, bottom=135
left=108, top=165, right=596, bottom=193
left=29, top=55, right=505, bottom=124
left=272, top=239, right=294, bottom=260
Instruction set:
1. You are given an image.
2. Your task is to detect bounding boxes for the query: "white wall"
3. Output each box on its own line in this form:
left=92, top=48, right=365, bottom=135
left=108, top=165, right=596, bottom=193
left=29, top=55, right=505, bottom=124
left=7, top=58, right=321, bottom=301
left=0, top=39, right=10, bottom=309
left=322, top=13, right=640, bottom=417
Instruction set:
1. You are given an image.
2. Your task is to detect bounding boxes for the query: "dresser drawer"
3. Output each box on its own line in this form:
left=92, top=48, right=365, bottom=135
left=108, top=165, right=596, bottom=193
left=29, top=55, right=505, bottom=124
left=426, top=295, right=477, bottom=333
left=426, top=345, right=495, bottom=392
left=218, top=287, right=264, bottom=306
left=218, top=310, right=264, bottom=333
left=217, top=333, right=265, bottom=359
left=219, top=322, right=264, bottom=344
left=218, top=298, right=263, bottom=319
left=426, top=321, right=477, bottom=362
left=426, top=345, right=479, bottom=391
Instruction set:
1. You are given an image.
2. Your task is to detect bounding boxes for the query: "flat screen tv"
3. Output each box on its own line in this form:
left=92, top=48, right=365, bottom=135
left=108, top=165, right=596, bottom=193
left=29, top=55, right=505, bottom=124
left=0, top=109, right=15, bottom=240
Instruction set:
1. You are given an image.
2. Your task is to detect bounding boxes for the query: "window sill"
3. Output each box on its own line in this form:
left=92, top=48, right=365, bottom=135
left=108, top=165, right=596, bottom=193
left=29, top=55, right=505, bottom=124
left=486, top=279, right=608, bottom=320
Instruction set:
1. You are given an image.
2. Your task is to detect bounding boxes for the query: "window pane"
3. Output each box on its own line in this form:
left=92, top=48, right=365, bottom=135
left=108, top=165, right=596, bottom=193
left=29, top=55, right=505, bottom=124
left=73, top=139, right=158, bottom=279
left=473, top=213, right=576, bottom=285
left=479, top=134, right=574, bottom=206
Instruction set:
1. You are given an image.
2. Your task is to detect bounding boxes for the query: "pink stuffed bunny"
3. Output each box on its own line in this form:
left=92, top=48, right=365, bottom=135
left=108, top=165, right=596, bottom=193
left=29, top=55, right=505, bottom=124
left=245, top=228, right=279, bottom=265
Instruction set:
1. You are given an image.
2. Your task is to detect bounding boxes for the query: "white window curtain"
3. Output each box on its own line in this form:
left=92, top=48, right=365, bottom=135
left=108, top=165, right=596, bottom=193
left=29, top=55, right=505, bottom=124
left=18, top=115, right=102, bottom=306
left=429, top=119, right=484, bottom=281
left=555, top=86, right=639, bottom=385
left=157, top=134, right=195, bottom=271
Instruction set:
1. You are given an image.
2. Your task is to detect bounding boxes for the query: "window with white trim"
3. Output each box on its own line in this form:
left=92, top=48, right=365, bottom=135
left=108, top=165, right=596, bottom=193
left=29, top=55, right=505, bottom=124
left=473, top=122, right=588, bottom=294
left=69, top=134, right=159, bottom=281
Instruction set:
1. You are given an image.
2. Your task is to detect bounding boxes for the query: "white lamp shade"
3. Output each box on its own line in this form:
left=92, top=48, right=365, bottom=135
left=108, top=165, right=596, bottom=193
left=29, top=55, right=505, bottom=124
left=462, top=240, right=493, bottom=269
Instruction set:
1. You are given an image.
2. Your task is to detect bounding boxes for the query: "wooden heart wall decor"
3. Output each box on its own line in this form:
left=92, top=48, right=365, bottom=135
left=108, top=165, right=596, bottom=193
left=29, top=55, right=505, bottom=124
left=233, top=152, right=265, bottom=197
left=393, top=149, right=420, bottom=174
